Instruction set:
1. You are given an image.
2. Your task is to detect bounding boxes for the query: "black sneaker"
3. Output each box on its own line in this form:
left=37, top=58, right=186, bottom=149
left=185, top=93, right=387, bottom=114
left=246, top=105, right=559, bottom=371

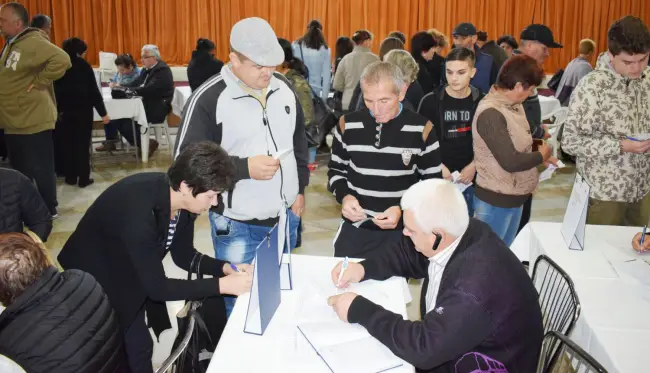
left=79, top=179, right=95, bottom=188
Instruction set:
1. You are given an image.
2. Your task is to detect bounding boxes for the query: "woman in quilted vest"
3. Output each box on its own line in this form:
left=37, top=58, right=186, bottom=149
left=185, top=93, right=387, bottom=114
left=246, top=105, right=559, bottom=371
left=471, top=55, right=556, bottom=245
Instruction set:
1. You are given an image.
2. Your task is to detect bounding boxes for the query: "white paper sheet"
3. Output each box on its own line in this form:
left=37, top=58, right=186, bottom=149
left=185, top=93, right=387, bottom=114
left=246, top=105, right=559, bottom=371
left=451, top=171, right=472, bottom=193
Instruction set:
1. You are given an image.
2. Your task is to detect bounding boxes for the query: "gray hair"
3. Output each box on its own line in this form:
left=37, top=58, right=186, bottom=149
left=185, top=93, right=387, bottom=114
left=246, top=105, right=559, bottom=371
left=401, top=179, right=469, bottom=237
left=383, top=50, right=420, bottom=84
left=360, top=61, right=406, bottom=94
left=142, top=44, right=161, bottom=60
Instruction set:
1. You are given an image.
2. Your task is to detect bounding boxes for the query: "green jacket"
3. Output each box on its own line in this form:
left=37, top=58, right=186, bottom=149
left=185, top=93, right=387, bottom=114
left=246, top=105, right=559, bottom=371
left=286, top=69, right=314, bottom=127
left=0, top=28, right=71, bottom=134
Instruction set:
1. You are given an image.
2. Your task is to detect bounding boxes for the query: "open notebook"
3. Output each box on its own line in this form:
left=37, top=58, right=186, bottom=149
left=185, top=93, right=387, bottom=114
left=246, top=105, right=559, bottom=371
left=295, top=280, right=405, bottom=373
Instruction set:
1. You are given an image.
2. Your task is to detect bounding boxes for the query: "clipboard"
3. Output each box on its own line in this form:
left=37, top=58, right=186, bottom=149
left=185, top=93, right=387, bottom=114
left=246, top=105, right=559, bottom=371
left=561, top=173, right=590, bottom=251
left=243, top=225, right=282, bottom=335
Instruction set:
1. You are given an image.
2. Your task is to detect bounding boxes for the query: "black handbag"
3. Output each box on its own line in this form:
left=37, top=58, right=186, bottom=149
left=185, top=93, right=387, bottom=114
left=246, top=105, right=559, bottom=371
left=306, top=89, right=338, bottom=148
left=171, top=253, right=227, bottom=373
left=110, top=87, right=134, bottom=99
left=547, top=69, right=564, bottom=93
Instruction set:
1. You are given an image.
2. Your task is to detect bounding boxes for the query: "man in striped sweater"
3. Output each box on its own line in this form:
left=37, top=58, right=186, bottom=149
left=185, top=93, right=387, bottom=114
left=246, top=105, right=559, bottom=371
left=328, top=61, right=442, bottom=258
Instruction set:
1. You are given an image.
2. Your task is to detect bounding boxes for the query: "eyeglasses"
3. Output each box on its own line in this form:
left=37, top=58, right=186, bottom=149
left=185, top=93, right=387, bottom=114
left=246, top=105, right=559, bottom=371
left=141, top=55, right=154, bottom=59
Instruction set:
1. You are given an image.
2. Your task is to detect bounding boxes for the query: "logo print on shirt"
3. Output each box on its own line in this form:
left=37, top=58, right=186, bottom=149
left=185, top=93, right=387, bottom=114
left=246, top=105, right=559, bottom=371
left=401, top=150, right=412, bottom=166
left=6, top=51, right=21, bottom=70
left=285, top=106, right=290, bottom=114
left=435, top=306, right=444, bottom=314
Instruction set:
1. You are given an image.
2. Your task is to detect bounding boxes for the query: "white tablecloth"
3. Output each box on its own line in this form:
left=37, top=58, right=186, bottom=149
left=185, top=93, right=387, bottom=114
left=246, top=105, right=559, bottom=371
left=171, top=86, right=192, bottom=117
left=208, top=254, right=414, bottom=373
left=511, top=222, right=650, bottom=373
left=94, top=87, right=151, bottom=162
left=539, top=95, right=562, bottom=120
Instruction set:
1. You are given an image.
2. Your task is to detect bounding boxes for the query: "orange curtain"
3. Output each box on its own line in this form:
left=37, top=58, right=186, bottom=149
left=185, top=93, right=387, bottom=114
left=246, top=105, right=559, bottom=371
left=1, top=0, right=649, bottom=72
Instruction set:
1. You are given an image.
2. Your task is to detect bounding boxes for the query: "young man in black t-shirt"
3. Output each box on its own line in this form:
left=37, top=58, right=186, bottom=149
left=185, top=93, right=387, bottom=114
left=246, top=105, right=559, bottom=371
left=418, top=47, right=485, bottom=216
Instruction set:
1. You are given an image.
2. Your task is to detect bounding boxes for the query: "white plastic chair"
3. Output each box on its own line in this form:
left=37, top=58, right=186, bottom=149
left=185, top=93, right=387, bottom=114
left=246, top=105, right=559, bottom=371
left=545, top=107, right=569, bottom=158
left=98, top=51, right=118, bottom=82
left=149, top=118, right=174, bottom=160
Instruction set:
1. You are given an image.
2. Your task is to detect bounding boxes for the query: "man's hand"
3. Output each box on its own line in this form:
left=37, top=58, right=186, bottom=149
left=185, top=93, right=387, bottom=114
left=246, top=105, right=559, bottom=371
left=248, top=155, right=280, bottom=180
left=441, top=164, right=452, bottom=181
left=222, top=262, right=253, bottom=275
left=331, top=261, right=365, bottom=289
left=457, top=162, right=476, bottom=184
left=632, top=232, right=650, bottom=253
left=327, top=292, right=359, bottom=323
left=342, top=195, right=366, bottom=222
left=102, top=115, right=111, bottom=125
left=291, top=194, right=305, bottom=217
left=621, top=139, right=650, bottom=154
left=372, top=205, right=401, bottom=230
left=218, top=271, right=253, bottom=295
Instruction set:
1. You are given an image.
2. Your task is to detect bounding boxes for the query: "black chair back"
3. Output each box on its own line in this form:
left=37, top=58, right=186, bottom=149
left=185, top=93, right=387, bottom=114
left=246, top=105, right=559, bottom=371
left=536, top=331, right=608, bottom=373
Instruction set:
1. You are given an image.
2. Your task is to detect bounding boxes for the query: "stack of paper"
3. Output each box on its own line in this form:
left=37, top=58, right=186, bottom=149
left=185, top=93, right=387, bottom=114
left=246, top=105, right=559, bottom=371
left=539, top=160, right=566, bottom=182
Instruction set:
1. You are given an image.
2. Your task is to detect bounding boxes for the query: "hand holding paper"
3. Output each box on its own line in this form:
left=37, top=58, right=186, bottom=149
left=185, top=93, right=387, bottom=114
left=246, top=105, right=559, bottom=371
left=372, top=206, right=401, bottom=230
left=342, top=195, right=367, bottom=222
left=248, top=155, right=280, bottom=180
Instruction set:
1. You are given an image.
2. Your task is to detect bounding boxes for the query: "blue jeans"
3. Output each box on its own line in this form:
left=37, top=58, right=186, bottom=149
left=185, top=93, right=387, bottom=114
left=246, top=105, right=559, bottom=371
left=104, top=120, right=119, bottom=140
left=462, top=185, right=475, bottom=217
left=308, top=147, right=317, bottom=163
left=473, top=195, right=523, bottom=246
left=210, top=210, right=300, bottom=316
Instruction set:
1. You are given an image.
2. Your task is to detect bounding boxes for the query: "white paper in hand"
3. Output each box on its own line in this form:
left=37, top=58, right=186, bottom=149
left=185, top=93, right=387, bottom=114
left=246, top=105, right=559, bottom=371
left=451, top=171, right=472, bottom=193
left=273, top=148, right=294, bottom=161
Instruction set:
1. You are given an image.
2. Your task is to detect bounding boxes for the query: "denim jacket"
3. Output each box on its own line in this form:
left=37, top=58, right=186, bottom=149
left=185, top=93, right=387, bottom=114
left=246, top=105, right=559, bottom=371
left=110, top=66, right=141, bottom=85
left=292, top=42, right=331, bottom=100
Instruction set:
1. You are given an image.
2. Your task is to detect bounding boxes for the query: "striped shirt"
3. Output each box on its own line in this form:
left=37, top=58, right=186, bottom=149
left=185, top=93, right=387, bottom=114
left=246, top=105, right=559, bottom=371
left=166, top=211, right=180, bottom=251
left=327, top=108, right=442, bottom=227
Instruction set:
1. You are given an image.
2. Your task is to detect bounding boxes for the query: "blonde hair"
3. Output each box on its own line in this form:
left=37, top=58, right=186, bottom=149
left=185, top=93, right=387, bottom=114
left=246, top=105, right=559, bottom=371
left=427, top=28, right=448, bottom=48
left=384, top=49, right=419, bottom=83
left=579, top=38, right=596, bottom=55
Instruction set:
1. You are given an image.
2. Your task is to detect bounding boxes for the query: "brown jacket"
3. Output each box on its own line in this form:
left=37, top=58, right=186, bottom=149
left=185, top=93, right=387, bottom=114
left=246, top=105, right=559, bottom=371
left=332, top=46, right=379, bottom=110
left=472, top=88, right=541, bottom=207
left=0, top=28, right=71, bottom=134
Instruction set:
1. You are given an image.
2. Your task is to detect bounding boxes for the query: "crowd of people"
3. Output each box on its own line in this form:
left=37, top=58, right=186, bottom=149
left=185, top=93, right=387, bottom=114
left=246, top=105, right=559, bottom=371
left=1, top=1, right=649, bottom=372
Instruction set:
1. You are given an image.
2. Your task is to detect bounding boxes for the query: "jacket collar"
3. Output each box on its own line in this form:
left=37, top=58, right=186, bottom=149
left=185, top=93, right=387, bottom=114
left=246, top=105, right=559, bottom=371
left=484, top=86, right=521, bottom=110
left=437, top=85, right=482, bottom=102
left=353, top=45, right=371, bottom=54
left=0, top=266, right=59, bottom=320
left=220, top=64, right=282, bottom=100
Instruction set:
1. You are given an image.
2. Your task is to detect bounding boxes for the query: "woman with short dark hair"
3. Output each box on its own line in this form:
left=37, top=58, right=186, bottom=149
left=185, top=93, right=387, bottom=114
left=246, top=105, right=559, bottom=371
left=0, top=232, right=128, bottom=373
left=292, top=20, right=331, bottom=100
left=57, top=141, right=253, bottom=373
left=187, top=38, right=224, bottom=91
left=410, top=31, right=438, bottom=93
left=54, top=37, right=109, bottom=188
left=472, top=55, right=555, bottom=245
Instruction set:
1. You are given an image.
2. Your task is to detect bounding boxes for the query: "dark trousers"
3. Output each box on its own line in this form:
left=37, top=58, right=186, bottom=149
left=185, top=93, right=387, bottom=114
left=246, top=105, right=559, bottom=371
left=113, top=118, right=141, bottom=148
left=124, top=307, right=154, bottom=373
left=6, top=130, right=58, bottom=214
left=56, top=110, right=93, bottom=184
left=333, top=221, right=403, bottom=258
left=518, top=195, right=533, bottom=233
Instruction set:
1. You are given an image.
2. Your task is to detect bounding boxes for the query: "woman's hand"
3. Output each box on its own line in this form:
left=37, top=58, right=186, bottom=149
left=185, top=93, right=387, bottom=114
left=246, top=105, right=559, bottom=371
left=219, top=272, right=253, bottom=296
left=222, top=262, right=253, bottom=275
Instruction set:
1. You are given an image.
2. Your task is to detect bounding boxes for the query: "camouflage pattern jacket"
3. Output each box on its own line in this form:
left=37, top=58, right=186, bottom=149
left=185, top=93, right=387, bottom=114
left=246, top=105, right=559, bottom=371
left=286, top=69, right=314, bottom=127
left=562, top=53, right=650, bottom=203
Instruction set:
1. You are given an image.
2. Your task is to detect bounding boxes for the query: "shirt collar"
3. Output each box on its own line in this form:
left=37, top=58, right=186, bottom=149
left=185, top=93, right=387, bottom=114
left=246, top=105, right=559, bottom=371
left=429, top=234, right=463, bottom=267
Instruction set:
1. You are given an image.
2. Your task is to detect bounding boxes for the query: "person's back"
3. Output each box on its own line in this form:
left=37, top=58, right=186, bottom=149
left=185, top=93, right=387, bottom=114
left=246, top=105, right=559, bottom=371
left=293, top=20, right=331, bottom=100
left=0, top=233, right=127, bottom=373
left=555, top=39, right=596, bottom=106
left=0, top=168, right=52, bottom=241
left=333, top=30, right=379, bottom=110
left=187, top=38, right=224, bottom=92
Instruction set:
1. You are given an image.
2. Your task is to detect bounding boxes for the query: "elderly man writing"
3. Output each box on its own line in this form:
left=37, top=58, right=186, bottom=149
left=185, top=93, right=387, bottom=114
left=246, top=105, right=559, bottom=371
left=113, top=44, right=174, bottom=156
left=328, top=179, right=544, bottom=373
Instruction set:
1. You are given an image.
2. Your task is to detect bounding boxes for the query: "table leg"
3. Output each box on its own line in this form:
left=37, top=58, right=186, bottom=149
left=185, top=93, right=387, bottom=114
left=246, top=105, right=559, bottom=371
left=140, top=121, right=149, bottom=163
left=131, top=119, right=140, bottom=164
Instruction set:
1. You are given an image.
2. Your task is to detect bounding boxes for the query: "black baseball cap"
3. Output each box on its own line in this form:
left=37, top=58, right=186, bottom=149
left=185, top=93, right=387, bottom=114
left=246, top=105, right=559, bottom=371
left=520, top=24, right=563, bottom=48
left=453, top=23, right=477, bottom=37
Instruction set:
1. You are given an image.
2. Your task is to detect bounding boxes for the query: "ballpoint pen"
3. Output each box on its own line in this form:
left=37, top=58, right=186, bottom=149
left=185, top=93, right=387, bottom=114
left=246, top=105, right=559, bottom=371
left=336, top=256, right=349, bottom=289
left=641, top=225, right=647, bottom=246
left=230, top=263, right=239, bottom=273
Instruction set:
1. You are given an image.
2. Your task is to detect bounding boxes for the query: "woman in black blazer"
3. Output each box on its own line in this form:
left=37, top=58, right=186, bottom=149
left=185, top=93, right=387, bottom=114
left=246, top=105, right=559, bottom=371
left=54, top=37, right=109, bottom=187
left=58, top=142, right=253, bottom=373
left=187, top=38, right=224, bottom=91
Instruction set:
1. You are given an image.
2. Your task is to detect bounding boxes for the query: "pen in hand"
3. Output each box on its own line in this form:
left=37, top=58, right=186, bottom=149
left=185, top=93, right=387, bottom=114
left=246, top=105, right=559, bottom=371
left=641, top=225, right=647, bottom=246
left=336, top=257, right=349, bottom=291
left=229, top=263, right=239, bottom=273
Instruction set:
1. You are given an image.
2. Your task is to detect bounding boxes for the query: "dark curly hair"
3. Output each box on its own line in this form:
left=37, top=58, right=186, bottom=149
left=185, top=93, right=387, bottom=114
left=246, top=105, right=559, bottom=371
left=168, top=142, right=236, bottom=197
left=607, top=15, right=650, bottom=56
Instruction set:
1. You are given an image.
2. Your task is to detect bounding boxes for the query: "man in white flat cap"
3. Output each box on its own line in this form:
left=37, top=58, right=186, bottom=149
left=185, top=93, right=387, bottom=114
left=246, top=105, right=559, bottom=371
left=174, top=17, right=309, bottom=315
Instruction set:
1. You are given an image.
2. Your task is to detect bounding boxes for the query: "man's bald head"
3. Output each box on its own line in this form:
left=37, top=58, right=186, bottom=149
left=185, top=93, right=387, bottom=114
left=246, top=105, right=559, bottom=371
left=0, top=2, right=29, bottom=38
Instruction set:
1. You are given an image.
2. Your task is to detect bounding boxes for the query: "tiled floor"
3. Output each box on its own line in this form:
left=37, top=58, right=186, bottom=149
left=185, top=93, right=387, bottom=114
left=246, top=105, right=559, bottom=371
left=44, top=144, right=577, bottom=320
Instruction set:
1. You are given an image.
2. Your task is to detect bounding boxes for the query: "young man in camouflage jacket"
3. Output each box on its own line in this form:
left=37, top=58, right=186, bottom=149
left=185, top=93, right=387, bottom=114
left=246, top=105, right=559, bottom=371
left=562, top=16, right=650, bottom=226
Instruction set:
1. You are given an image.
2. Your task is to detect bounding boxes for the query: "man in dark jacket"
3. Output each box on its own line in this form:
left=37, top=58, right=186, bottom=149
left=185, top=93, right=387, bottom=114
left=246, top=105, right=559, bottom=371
left=515, top=24, right=563, bottom=233
left=328, top=179, right=543, bottom=373
left=116, top=44, right=175, bottom=154
left=0, top=232, right=128, bottom=373
left=449, top=23, right=498, bottom=94
left=476, top=30, right=508, bottom=70
left=58, top=142, right=254, bottom=373
left=188, top=38, right=224, bottom=91
left=0, top=168, right=52, bottom=241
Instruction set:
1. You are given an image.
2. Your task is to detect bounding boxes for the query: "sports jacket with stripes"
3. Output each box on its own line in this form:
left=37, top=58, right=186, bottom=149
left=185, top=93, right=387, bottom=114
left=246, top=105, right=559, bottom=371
left=328, top=107, right=442, bottom=226
left=174, top=65, right=309, bottom=222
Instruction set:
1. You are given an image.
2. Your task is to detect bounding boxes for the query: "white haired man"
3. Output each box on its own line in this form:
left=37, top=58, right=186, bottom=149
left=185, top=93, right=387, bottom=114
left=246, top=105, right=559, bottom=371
left=328, top=179, right=544, bottom=372
left=113, top=44, right=175, bottom=155
left=328, top=61, right=442, bottom=258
